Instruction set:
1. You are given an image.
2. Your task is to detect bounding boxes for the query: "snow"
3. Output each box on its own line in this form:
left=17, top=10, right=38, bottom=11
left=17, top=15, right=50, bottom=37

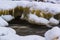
left=0, top=1, right=60, bottom=27
left=0, top=1, right=17, bottom=10
left=0, top=27, right=45, bottom=40
left=24, top=35, right=45, bottom=40
left=0, top=27, right=21, bottom=40
left=0, top=27, right=16, bottom=36
left=17, top=0, right=35, bottom=2
left=0, top=34, right=45, bottom=40
left=49, top=17, right=59, bottom=25
left=1, top=15, right=14, bottom=22
left=44, top=0, right=60, bottom=4
left=45, top=27, right=60, bottom=40
left=0, top=0, right=12, bottom=1
left=29, top=1, right=60, bottom=15
left=0, top=17, right=8, bottom=27
left=16, top=1, right=31, bottom=8
left=0, top=1, right=60, bottom=15
left=27, top=13, right=49, bottom=25
left=0, top=34, right=22, bottom=40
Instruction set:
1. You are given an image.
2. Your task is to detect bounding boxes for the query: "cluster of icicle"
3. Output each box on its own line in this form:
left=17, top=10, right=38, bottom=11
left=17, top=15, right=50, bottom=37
left=0, top=1, right=60, bottom=27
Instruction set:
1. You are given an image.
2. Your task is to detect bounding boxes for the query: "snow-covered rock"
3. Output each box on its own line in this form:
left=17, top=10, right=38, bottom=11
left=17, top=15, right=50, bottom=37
left=0, top=27, right=45, bottom=40
left=44, top=0, right=60, bottom=4
left=0, top=17, right=8, bottom=27
left=16, top=1, right=31, bottom=8
left=24, top=35, right=45, bottom=40
left=0, top=27, right=21, bottom=40
left=0, top=1, right=60, bottom=15
left=0, top=34, right=45, bottom=40
left=49, top=17, right=59, bottom=25
left=16, top=0, right=35, bottom=2
left=27, top=13, right=49, bottom=25
left=0, top=1, right=60, bottom=26
left=0, top=0, right=12, bottom=1
left=0, top=1, right=17, bottom=10
left=0, top=34, right=22, bottom=40
left=0, top=27, right=16, bottom=36
left=1, top=15, right=14, bottom=22
left=45, top=27, right=60, bottom=40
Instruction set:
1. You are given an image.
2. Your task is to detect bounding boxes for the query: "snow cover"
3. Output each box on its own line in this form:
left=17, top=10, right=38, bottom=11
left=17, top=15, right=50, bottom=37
left=1, top=15, right=14, bottom=21
left=44, top=0, right=60, bottom=4
left=0, top=0, right=12, bottom=1
left=0, top=1, right=60, bottom=27
left=24, top=35, right=45, bottom=40
left=0, top=27, right=45, bottom=40
left=45, top=27, right=60, bottom=40
left=0, top=1, right=17, bottom=10
left=0, top=17, right=8, bottom=27
left=0, top=27, right=21, bottom=40
left=28, top=13, right=49, bottom=25
left=0, top=1, right=60, bottom=15
left=0, top=34, right=22, bottom=40
left=0, top=27, right=16, bottom=35
left=17, top=0, right=36, bottom=1
left=0, top=34, right=45, bottom=40
left=16, top=1, right=31, bottom=8
left=21, top=13, right=59, bottom=27
left=49, top=17, right=59, bottom=25
left=0, top=25, right=60, bottom=40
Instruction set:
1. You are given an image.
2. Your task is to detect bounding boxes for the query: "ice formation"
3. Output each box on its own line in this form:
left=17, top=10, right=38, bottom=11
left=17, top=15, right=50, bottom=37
left=45, top=27, right=60, bottom=40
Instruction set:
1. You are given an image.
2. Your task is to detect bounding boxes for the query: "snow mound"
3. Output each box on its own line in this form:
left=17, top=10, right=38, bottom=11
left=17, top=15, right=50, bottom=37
left=0, top=34, right=45, bottom=40
left=0, top=27, right=45, bottom=40
left=0, top=1, right=60, bottom=15
left=0, top=17, right=8, bottom=27
left=1, top=15, right=14, bottom=22
left=0, top=1, right=17, bottom=10
left=49, top=17, right=59, bottom=25
left=24, top=35, right=45, bottom=40
left=0, top=0, right=12, bottom=1
left=44, top=0, right=60, bottom=4
left=45, top=27, right=60, bottom=40
left=26, top=13, right=49, bottom=25
left=0, top=27, right=16, bottom=36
